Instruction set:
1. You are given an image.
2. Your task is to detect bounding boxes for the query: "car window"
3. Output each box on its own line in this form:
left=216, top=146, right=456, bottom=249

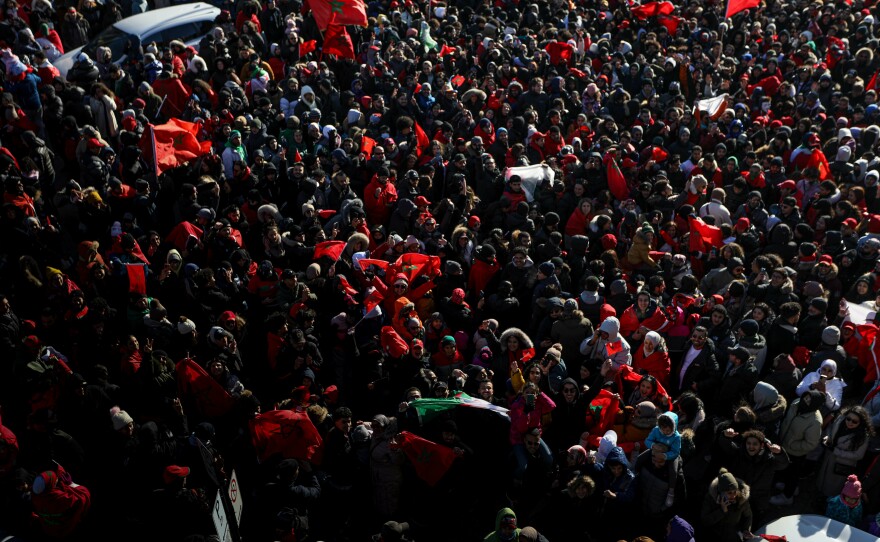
left=81, top=26, right=132, bottom=60
left=148, top=22, right=203, bottom=45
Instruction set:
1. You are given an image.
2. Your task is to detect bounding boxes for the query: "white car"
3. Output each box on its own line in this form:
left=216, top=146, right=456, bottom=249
left=755, top=514, right=876, bottom=542
left=55, top=3, right=220, bottom=78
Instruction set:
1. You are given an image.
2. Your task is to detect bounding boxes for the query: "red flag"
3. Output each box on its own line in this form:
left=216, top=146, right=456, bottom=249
left=323, top=24, right=356, bottom=59
left=806, top=147, right=831, bottom=180
left=307, top=0, right=367, bottom=30
left=450, top=75, right=466, bottom=87
left=724, top=0, right=759, bottom=18
left=868, top=70, right=879, bottom=92
left=603, top=152, right=629, bottom=201
left=337, top=275, right=358, bottom=296
left=615, top=365, right=673, bottom=411
left=568, top=68, right=588, bottom=79
left=360, top=135, right=377, bottom=158
left=363, top=288, right=384, bottom=315
left=545, top=41, right=574, bottom=65
left=314, top=240, right=346, bottom=261
left=358, top=258, right=390, bottom=271
left=390, top=253, right=441, bottom=284
left=586, top=389, right=620, bottom=447
left=249, top=409, right=324, bottom=463
left=126, top=264, right=146, bottom=295
left=688, top=216, right=724, bottom=251
left=414, top=122, right=430, bottom=155
left=438, top=44, right=456, bottom=57
left=394, top=431, right=456, bottom=486
left=651, top=146, right=668, bottom=162
left=300, top=39, right=318, bottom=56
left=606, top=340, right=624, bottom=357
left=657, top=14, right=680, bottom=35
left=631, top=1, right=674, bottom=19
left=176, top=358, right=236, bottom=418
left=317, top=209, right=336, bottom=219
left=166, top=221, right=204, bottom=251
left=139, top=119, right=212, bottom=174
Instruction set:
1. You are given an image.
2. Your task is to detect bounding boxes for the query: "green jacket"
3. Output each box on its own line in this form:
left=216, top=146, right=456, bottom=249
left=484, top=508, right=520, bottom=542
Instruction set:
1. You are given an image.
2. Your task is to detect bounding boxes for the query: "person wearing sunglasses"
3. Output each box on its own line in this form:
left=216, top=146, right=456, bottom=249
left=816, top=405, right=872, bottom=498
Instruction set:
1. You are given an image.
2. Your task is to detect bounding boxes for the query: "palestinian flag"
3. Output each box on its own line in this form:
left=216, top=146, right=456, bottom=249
left=409, top=392, right=509, bottom=422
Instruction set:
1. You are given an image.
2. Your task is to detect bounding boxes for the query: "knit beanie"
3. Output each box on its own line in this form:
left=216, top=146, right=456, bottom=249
left=717, top=468, right=738, bottom=492
left=110, top=406, right=133, bottom=431
left=841, top=474, right=862, bottom=504
left=822, top=326, right=841, bottom=346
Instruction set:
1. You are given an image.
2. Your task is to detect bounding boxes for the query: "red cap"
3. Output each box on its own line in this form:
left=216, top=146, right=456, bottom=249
left=414, top=195, right=431, bottom=207
left=818, top=254, right=833, bottom=265
left=411, top=339, right=424, bottom=349
left=87, top=138, right=104, bottom=150
left=531, top=131, right=546, bottom=139
left=807, top=133, right=821, bottom=146
left=163, top=465, right=190, bottom=485
left=779, top=179, right=796, bottom=190
left=736, top=217, right=750, bottom=230
left=468, top=215, right=481, bottom=228
left=393, top=273, right=409, bottom=285
left=220, top=310, right=236, bottom=322
left=451, top=288, right=465, bottom=303
left=843, top=218, right=858, bottom=229
left=770, top=120, right=783, bottom=129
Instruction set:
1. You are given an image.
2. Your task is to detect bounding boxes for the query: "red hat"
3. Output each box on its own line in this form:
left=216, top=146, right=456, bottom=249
left=220, top=310, right=237, bottom=322
left=87, top=138, right=104, bottom=150
left=843, top=217, right=858, bottom=229
left=163, top=465, right=190, bottom=485
left=770, top=120, right=783, bottom=129
left=468, top=215, right=481, bottom=228
left=132, top=98, right=145, bottom=109
left=818, top=254, right=833, bottom=265
left=414, top=195, right=431, bottom=207
left=561, top=154, right=579, bottom=166
left=869, top=214, right=880, bottom=234
left=600, top=233, right=617, bottom=251
left=599, top=303, right=616, bottom=321
left=531, top=131, right=546, bottom=140
left=621, top=157, right=637, bottom=169
left=779, top=179, right=796, bottom=190
left=323, top=384, right=339, bottom=404
left=736, top=217, right=750, bottom=230
left=393, top=273, right=409, bottom=285
left=451, top=288, right=465, bottom=304
left=807, top=133, right=821, bottom=146
left=411, top=339, right=424, bottom=349
left=360, top=96, right=372, bottom=108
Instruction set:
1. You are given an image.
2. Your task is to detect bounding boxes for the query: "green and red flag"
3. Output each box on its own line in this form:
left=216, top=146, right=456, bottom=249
left=323, top=24, right=356, bottom=59
left=307, top=0, right=367, bottom=30
left=409, top=392, right=509, bottom=422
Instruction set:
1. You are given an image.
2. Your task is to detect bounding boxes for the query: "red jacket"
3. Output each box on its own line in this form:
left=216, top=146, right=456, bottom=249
left=619, top=304, right=669, bottom=338
left=632, top=347, right=672, bottom=390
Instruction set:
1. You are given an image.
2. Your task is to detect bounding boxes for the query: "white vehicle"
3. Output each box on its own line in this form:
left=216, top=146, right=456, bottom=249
left=55, top=3, right=220, bottom=77
left=755, top=514, right=876, bottom=542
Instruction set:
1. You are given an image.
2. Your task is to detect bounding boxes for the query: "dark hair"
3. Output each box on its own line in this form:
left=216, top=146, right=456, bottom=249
left=334, top=407, right=352, bottom=419
left=658, top=415, right=674, bottom=429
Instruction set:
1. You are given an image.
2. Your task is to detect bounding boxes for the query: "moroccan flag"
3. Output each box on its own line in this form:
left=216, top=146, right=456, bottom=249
left=390, top=253, right=441, bottom=284
left=323, top=24, right=355, bottom=59
left=125, top=263, right=147, bottom=295
left=585, top=389, right=620, bottom=447
left=139, top=119, right=213, bottom=174
left=176, top=358, right=236, bottom=418
left=651, top=146, right=668, bottom=162
left=358, top=258, right=390, bottom=272
left=363, top=288, right=384, bottom=316
left=450, top=75, right=466, bottom=87
left=545, top=41, right=574, bottom=65
left=314, top=240, right=346, bottom=261
left=410, top=392, right=509, bottom=423
left=394, top=431, right=456, bottom=486
left=569, top=67, right=588, bottom=79
left=724, top=0, right=759, bottom=18
left=603, top=152, right=629, bottom=201
left=615, top=365, right=673, bottom=411
left=606, top=340, right=624, bottom=357
left=360, top=135, right=377, bottom=158
left=337, top=275, right=358, bottom=296
left=250, top=409, right=323, bottom=463
left=307, top=0, right=367, bottom=30
left=631, top=1, right=674, bottom=19
left=806, top=147, right=831, bottom=180
left=688, top=216, right=724, bottom=251
left=300, top=39, right=318, bottom=56
left=657, top=14, right=680, bottom=34
left=414, top=122, right=430, bottom=155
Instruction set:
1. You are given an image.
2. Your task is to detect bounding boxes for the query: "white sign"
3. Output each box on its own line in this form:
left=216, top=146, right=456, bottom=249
left=228, top=470, right=243, bottom=525
left=212, top=490, right=231, bottom=542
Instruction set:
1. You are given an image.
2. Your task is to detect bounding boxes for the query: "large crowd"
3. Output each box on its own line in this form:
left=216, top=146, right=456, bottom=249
left=3, top=0, right=880, bottom=541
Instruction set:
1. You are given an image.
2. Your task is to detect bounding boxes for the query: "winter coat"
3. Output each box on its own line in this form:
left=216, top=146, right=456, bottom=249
left=753, top=383, right=787, bottom=442
left=484, top=508, right=520, bottom=542
left=779, top=392, right=824, bottom=457
left=816, top=415, right=869, bottom=497
left=509, top=391, right=555, bottom=445
left=580, top=317, right=632, bottom=368
left=796, top=371, right=845, bottom=412
left=633, top=346, right=671, bottom=390
left=737, top=333, right=768, bottom=374
left=634, top=450, right=684, bottom=517
left=370, top=419, right=404, bottom=517
left=550, top=313, right=592, bottom=366
left=718, top=361, right=760, bottom=410
left=701, top=475, right=753, bottom=542
left=718, top=437, right=789, bottom=512
left=627, top=230, right=656, bottom=268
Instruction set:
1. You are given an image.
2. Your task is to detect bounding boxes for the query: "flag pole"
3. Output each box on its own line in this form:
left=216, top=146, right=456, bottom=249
left=149, top=124, right=159, bottom=181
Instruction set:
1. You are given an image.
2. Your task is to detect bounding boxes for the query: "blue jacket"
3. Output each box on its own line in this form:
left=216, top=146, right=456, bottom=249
left=10, top=72, right=41, bottom=110
left=645, top=411, right=682, bottom=460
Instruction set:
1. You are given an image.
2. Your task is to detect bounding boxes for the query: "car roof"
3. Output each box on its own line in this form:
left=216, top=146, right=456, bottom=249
left=113, top=3, right=220, bottom=37
left=756, top=514, right=875, bottom=542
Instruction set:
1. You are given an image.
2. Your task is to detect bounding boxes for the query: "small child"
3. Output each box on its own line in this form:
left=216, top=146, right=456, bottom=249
left=826, top=475, right=863, bottom=527
left=644, top=412, right=681, bottom=508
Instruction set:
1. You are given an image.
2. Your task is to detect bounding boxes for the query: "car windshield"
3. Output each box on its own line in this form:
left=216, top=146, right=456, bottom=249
left=81, top=25, right=133, bottom=60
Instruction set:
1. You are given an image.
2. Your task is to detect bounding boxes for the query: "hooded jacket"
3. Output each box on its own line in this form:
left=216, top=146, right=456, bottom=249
left=645, top=412, right=681, bottom=460
left=779, top=390, right=824, bottom=457
left=580, top=316, right=632, bottom=368
left=484, top=508, right=520, bottom=542
left=702, top=472, right=752, bottom=542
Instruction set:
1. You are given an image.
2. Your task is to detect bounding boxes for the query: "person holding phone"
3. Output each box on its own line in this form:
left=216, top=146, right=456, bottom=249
left=796, top=359, right=845, bottom=413
left=701, top=468, right=754, bottom=542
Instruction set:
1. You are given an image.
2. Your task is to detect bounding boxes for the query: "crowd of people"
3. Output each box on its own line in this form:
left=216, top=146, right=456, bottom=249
left=4, top=0, right=880, bottom=540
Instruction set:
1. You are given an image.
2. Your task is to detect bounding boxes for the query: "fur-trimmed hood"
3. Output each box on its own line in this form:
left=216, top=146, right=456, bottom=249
left=500, top=327, right=534, bottom=352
